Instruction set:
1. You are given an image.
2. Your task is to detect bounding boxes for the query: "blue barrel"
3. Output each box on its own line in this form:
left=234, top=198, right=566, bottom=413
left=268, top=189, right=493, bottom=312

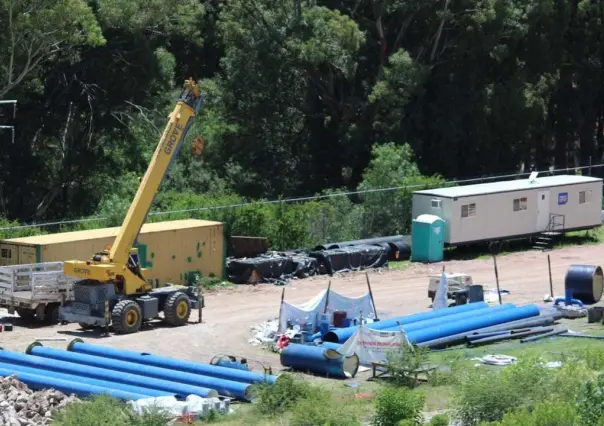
left=565, top=265, right=604, bottom=304
left=468, top=285, right=485, bottom=303
left=281, top=344, right=358, bottom=379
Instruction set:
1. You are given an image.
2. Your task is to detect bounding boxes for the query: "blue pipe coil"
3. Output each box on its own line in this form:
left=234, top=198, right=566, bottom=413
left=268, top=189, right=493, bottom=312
left=322, top=301, right=490, bottom=343
left=281, top=344, right=359, bottom=379
left=564, top=264, right=604, bottom=305
left=28, top=343, right=248, bottom=401
left=0, top=368, right=149, bottom=401
left=2, top=346, right=216, bottom=398
left=0, top=361, right=168, bottom=398
left=67, top=339, right=277, bottom=386
left=406, top=305, right=540, bottom=344
left=554, top=296, right=584, bottom=307
left=380, top=304, right=517, bottom=332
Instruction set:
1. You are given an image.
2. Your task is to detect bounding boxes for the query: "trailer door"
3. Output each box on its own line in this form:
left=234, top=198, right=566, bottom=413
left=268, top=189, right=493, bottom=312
left=18, top=245, right=36, bottom=264
left=0, top=244, right=18, bottom=266
left=536, top=191, right=550, bottom=231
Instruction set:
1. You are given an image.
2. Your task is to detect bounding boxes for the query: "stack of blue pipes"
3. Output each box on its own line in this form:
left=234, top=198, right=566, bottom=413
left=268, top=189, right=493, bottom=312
left=316, top=301, right=546, bottom=349
left=0, top=339, right=279, bottom=401
left=279, top=302, right=551, bottom=378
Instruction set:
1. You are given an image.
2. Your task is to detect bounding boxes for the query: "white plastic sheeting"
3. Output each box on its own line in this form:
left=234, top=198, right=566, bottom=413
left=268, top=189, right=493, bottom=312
left=278, top=289, right=376, bottom=332
left=432, top=271, right=448, bottom=310
left=128, top=395, right=231, bottom=418
left=337, top=325, right=410, bottom=366
left=249, top=319, right=280, bottom=345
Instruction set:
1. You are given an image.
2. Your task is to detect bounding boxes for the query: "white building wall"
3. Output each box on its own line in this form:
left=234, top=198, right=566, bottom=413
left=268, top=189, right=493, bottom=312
left=449, top=182, right=602, bottom=244
left=411, top=194, right=453, bottom=242
left=546, top=182, right=602, bottom=229
left=413, top=181, right=602, bottom=245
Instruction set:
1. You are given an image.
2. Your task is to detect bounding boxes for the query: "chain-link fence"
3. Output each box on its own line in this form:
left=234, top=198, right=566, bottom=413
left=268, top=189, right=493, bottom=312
left=1, top=164, right=603, bottom=251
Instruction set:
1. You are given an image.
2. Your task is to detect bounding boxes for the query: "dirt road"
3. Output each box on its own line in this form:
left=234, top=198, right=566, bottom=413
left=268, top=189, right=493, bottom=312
left=1, top=244, right=602, bottom=370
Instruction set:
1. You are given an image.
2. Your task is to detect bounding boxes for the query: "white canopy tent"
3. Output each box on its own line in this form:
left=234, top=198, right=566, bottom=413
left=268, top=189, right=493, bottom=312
left=278, top=286, right=377, bottom=333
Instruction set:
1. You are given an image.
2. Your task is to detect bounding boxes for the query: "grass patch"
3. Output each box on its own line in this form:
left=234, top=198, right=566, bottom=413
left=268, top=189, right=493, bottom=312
left=49, top=319, right=604, bottom=426
left=51, top=395, right=171, bottom=426
left=389, top=260, right=411, bottom=271
left=196, top=276, right=234, bottom=291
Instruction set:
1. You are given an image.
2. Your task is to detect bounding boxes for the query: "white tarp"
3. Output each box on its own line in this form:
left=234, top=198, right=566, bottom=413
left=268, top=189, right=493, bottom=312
left=278, top=289, right=376, bottom=332
left=337, top=325, right=408, bottom=366
left=433, top=271, right=448, bottom=310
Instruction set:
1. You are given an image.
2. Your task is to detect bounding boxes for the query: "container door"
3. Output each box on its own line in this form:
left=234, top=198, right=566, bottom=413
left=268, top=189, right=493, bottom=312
left=18, top=245, right=36, bottom=264
left=536, top=191, right=550, bottom=231
left=0, top=243, right=17, bottom=266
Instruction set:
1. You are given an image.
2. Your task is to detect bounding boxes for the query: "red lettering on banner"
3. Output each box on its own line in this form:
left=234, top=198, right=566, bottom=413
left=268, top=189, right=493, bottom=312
left=358, top=341, right=400, bottom=347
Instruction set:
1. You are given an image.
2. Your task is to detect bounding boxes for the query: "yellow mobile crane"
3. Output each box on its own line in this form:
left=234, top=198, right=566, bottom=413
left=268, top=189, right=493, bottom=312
left=59, top=79, right=205, bottom=334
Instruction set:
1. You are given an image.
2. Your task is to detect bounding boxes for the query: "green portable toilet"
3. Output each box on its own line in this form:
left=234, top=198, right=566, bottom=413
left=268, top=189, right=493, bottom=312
left=411, top=214, right=445, bottom=263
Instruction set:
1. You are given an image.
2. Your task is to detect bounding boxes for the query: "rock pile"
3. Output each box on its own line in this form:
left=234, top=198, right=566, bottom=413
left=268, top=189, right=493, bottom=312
left=0, top=376, right=80, bottom=426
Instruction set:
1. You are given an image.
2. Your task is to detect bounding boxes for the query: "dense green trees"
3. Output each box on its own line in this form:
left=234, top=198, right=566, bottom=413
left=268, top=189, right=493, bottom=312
left=0, top=0, right=602, bottom=236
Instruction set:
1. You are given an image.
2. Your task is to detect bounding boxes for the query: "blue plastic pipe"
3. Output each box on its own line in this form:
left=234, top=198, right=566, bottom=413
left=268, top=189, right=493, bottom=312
left=67, top=339, right=278, bottom=385
left=406, top=305, right=540, bottom=344
left=29, top=343, right=250, bottom=401
left=2, top=347, right=216, bottom=398
left=317, top=342, right=343, bottom=351
left=380, top=304, right=517, bottom=333
left=0, top=368, right=149, bottom=401
left=322, top=301, right=490, bottom=343
left=281, top=344, right=359, bottom=379
left=0, top=362, right=168, bottom=398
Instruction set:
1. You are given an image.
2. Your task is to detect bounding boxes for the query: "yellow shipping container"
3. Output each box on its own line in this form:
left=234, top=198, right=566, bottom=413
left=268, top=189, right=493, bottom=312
left=0, top=219, right=224, bottom=286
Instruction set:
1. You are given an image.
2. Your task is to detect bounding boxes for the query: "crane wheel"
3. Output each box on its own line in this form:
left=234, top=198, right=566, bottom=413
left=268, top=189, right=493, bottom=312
left=163, top=292, right=191, bottom=326
left=44, top=304, right=61, bottom=325
left=111, top=300, right=142, bottom=334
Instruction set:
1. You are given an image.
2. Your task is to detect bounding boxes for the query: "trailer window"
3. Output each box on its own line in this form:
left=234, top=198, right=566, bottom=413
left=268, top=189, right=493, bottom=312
left=513, top=197, right=527, bottom=211
left=461, top=203, right=476, bottom=218
left=580, top=190, right=592, bottom=204
left=431, top=199, right=442, bottom=209
left=0, top=248, right=11, bottom=259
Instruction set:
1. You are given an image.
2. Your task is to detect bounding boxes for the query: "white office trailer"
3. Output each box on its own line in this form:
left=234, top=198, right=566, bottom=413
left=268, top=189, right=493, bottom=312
left=412, top=173, right=603, bottom=245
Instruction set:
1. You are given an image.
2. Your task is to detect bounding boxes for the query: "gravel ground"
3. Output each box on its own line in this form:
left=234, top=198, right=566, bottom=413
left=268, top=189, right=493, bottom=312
left=0, top=244, right=602, bottom=372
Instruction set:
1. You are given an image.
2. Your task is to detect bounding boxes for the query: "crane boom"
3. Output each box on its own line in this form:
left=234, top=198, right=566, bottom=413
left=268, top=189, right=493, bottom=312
left=110, top=80, right=204, bottom=265
left=63, top=80, right=204, bottom=295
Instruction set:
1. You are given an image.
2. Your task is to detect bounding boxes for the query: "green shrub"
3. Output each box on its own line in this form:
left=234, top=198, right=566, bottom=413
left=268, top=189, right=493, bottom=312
left=576, top=373, right=604, bottom=426
left=385, top=345, right=430, bottom=389
left=428, top=413, right=450, bottom=426
left=372, top=387, right=425, bottom=426
left=548, top=361, right=591, bottom=401
left=575, top=347, right=604, bottom=371
left=250, top=374, right=318, bottom=415
left=480, top=400, right=578, bottom=426
left=51, top=395, right=171, bottom=426
left=453, top=358, right=551, bottom=425
left=289, top=396, right=361, bottom=426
